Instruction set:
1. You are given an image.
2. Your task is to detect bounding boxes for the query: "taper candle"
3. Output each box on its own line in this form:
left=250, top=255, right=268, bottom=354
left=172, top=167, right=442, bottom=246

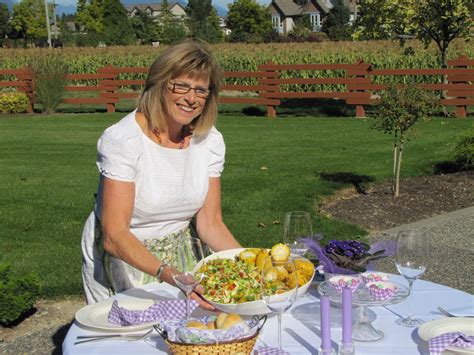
left=320, top=294, right=331, bottom=351
left=342, top=287, right=352, bottom=346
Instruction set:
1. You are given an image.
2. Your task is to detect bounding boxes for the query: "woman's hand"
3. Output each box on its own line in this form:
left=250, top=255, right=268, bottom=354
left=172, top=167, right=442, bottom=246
left=191, top=285, right=215, bottom=311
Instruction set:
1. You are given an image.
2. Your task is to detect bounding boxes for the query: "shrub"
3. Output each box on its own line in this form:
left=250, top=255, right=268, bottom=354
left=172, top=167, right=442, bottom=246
left=0, top=92, right=30, bottom=114
left=29, top=55, right=68, bottom=114
left=454, top=129, right=474, bottom=171
left=0, top=263, right=41, bottom=326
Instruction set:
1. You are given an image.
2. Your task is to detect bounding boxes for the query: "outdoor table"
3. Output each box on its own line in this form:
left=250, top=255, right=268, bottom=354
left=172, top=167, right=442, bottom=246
left=63, top=274, right=473, bottom=354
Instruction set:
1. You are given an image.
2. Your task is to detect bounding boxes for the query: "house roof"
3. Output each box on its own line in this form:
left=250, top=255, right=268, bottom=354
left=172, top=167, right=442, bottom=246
left=271, top=0, right=357, bottom=16
left=272, top=0, right=302, bottom=16
left=302, top=0, right=329, bottom=14
left=309, top=0, right=330, bottom=13
left=125, top=2, right=184, bottom=12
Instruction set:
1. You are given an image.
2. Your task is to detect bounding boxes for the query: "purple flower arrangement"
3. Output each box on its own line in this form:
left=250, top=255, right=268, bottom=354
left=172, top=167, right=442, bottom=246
left=302, top=236, right=395, bottom=274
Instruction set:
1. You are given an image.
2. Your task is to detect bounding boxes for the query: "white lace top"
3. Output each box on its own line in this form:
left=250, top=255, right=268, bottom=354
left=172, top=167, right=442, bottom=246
left=94, top=110, right=225, bottom=241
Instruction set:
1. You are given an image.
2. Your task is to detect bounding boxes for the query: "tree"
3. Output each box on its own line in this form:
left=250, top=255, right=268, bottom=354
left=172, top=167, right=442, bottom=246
left=158, top=0, right=188, bottom=44
left=101, top=0, right=135, bottom=45
left=353, top=0, right=472, bottom=68
left=289, top=14, right=312, bottom=39
left=322, top=0, right=352, bottom=40
left=129, top=9, right=158, bottom=44
left=0, top=4, right=9, bottom=45
left=226, top=0, right=272, bottom=42
left=76, top=0, right=105, bottom=34
left=371, top=85, right=439, bottom=197
left=185, top=0, right=223, bottom=43
left=412, top=0, right=471, bottom=68
left=9, top=0, right=48, bottom=45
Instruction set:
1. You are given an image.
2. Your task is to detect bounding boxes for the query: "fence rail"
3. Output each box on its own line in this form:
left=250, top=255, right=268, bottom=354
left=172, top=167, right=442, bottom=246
left=0, top=55, right=472, bottom=118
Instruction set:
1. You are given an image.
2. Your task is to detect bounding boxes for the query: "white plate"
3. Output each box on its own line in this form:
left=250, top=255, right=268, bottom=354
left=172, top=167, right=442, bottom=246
left=193, top=248, right=315, bottom=315
left=75, top=298, right=158, bottom=332
left=418, top=318, right=474, bottom=354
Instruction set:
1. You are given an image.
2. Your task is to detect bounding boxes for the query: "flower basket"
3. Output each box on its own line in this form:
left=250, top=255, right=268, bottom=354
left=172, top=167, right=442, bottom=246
left=302, top=237, right=396, bottom=275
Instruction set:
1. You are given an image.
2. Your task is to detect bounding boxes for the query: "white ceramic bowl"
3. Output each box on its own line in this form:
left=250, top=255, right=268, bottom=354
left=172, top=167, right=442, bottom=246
left=192, top=248, right=315, bottom=315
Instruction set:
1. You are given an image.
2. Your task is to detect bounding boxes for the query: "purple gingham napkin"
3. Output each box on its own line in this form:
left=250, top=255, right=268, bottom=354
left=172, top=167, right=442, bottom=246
left=428, top=332, right=474, bottom=355
left=254, top=345, right=290, bottom=354
left=108, top=299, right=199, bottom=326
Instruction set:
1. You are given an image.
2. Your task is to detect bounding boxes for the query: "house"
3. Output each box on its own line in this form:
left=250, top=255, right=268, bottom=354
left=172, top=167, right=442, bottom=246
left=219, top=17, right=231, bottom=36
left=125, top=2, right=187, bottom=20
left=269, top=0, right=359, bottom=34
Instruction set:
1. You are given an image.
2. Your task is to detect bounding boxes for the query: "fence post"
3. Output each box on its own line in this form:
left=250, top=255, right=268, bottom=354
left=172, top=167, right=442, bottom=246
left=98, top=65, right=117, bottom=113
left=348, top=59, right=370, bottom=118
left=258, top=61, right=278, bottom=118
left=448, top=55, right=469, bottom=118
left=18, top=67, right=34, bottom=113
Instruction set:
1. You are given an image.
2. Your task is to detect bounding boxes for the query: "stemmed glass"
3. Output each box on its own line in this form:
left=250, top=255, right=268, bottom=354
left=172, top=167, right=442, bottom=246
left=283, top=211, right=314, bottom=256
left=171, top=236, right=208, bottom=320
left=260, top=257, right=298, bottom=351
left=395, top=229, right=431, bottom=327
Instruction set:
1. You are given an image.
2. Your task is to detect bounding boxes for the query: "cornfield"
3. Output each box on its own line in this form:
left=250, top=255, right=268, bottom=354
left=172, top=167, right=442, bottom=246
left=1, top=40, right=472, bottom=89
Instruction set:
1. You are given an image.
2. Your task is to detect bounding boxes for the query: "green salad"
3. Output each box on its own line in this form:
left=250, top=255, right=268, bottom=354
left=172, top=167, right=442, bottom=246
left=197, top=258, right=262, bottom=304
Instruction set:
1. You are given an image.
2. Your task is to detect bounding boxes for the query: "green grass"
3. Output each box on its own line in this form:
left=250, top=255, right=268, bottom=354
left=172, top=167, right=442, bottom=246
left=0, top=113, right=471, bottom=298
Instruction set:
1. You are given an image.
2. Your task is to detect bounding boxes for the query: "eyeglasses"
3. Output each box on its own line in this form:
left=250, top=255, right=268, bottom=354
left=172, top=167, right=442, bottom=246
left=167, top=81, right=211, bottom=99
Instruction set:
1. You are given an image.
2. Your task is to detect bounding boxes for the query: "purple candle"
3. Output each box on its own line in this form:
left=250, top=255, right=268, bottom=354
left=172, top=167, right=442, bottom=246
left=320, top=294, right=331, bottom=351
left=342, top=287, right=352, bottom=345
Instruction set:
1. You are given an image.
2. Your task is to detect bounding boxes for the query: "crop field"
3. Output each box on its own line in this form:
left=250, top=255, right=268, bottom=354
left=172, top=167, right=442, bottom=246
left=1, top=39, right=472, bottom=73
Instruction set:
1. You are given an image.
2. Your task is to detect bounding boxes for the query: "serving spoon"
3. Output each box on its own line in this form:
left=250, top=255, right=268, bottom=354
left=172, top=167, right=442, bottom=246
left=437, top=306, right=474, bottom=318
left=74, top=328, right=154, bottom=345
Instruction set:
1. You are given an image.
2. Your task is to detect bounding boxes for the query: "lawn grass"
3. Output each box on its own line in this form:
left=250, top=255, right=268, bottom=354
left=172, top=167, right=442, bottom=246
left=0, top=113, right=470, bottom=298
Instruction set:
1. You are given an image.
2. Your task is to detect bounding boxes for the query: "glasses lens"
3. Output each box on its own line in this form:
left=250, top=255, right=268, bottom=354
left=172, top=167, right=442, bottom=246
left=195, top=89, right=210, bottom=98
left=169, top=82, right=210, bottom=98
left=172, top=83, right=190, bottom=94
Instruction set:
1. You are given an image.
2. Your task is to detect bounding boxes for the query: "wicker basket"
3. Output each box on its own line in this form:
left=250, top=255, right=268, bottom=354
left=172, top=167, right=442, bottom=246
left=155, top=315, right=266, bottom=355
left=166, top=330, right=260, bottom=354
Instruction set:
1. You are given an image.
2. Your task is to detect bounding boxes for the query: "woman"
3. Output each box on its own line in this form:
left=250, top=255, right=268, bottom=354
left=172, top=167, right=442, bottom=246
left=81, top=40, right=241, bottom=306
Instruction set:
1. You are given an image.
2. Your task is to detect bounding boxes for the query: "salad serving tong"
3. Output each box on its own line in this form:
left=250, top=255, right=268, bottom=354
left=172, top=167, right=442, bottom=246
left=74, top=328, right=154, bottom=345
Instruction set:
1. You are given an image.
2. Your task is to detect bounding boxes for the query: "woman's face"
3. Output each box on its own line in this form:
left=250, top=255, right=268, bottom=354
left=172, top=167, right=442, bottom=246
left=164, top=75, right=210, bottom=128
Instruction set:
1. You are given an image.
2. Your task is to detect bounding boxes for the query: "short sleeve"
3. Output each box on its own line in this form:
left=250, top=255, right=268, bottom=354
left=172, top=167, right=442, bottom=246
left=206, top=127, right=226, bottom=177
left=96, top=128, right=142, bottom=182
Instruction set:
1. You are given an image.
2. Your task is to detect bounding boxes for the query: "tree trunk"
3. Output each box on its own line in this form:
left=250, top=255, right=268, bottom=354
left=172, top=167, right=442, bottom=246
left=392, top=142, right=398, bottom=193
left=394, top=140, right=404, bottom=198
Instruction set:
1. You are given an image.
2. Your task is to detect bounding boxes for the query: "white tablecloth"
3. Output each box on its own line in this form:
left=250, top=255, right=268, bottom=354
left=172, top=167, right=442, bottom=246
left=63, top=275, right=474, bottom=354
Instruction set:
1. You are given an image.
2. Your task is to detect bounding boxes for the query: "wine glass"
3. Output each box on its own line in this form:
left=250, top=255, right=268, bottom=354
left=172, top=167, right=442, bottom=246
left=283, top=211, right=314, bottom=256
left=171, top=236, right=207, bottom=320
left=260, top=257, right=299, bottom=350
left=395, top=229, right=431, bottom=327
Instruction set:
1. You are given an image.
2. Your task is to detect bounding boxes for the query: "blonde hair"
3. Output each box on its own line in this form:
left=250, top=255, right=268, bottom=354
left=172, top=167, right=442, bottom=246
left=137, top=39, right=222, bottom=136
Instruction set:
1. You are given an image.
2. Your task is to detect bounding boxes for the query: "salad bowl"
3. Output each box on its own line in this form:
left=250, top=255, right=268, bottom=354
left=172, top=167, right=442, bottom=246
left=192, top=248, right=316, bottom=315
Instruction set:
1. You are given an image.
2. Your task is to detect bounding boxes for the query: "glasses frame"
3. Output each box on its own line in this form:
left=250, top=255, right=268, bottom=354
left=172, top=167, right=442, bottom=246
left=167, top=81, right=211, bottom=99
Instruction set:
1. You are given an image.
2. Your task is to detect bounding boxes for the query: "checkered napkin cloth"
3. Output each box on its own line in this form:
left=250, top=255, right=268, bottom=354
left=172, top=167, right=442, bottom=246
left=428, top=332, right=474, bottom=355
left=108, top=299, right=199, bottom=326
left=253, top=345, right=290, bottom=354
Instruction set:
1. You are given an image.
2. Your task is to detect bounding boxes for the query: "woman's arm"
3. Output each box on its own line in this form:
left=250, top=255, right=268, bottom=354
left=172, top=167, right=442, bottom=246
left=101, top=177, right=215, bottom=310
left=195, top=177, right=241, bottom=251
left=101, top=177, right=161, bottom=276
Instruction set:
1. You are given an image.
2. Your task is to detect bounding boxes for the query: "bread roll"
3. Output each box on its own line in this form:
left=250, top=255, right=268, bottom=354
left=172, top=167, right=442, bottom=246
left=206, top=321, right=216, bottom=329
left=185, top=320, right=208, bottom=329
left=215, top=312, right=244, bottom=330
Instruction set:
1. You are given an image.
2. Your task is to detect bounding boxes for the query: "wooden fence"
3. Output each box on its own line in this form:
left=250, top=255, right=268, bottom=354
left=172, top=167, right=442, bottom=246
left=0, top=55, right=472, bottom=118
